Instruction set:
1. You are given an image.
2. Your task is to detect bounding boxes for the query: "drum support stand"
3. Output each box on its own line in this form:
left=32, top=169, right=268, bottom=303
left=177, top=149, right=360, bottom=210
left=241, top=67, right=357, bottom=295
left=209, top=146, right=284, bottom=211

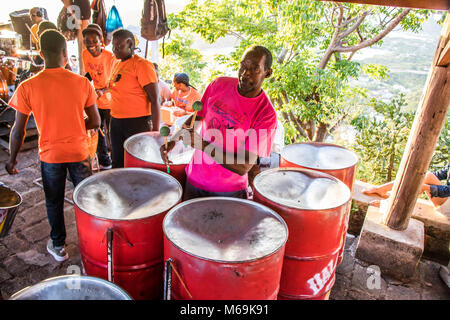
left=163, top=259, right=172, bottom=300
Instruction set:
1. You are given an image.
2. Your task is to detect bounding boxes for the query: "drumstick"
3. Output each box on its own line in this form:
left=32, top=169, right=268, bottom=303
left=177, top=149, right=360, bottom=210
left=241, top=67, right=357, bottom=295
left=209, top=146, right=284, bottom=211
left=25, top=24, right=39, bottom=43
left=160, top=126, right=171, bottom=173
left=190, top=101, right=203, bottom=128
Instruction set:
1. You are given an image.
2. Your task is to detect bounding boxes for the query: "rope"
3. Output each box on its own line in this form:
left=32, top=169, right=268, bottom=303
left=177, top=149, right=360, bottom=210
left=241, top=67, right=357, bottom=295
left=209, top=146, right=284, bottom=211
left=168, top=259, right=193, bottom=299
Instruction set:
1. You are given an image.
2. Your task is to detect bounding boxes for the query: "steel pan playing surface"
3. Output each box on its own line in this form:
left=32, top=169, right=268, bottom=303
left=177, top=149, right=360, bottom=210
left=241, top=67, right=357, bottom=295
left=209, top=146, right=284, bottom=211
left=163, top=197, right=288, bottom=299
left=124, top=131, right=194, bottom=186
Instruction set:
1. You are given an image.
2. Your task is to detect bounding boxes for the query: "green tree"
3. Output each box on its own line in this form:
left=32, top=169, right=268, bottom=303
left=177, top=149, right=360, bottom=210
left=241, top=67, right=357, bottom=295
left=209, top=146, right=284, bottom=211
left=351, top=94, right=415, bottom=184
left=168, top=0, right=432, bottom=142
left=157, top=34, right=208, bottom=89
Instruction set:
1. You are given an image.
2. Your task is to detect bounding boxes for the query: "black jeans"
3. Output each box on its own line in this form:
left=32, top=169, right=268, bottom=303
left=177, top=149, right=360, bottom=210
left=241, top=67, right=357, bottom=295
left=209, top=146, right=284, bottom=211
left=96, top=109, right=112, bottom=167
left=183, top=180, right=248, bottom=201
left=110, top=115, right=151, bottom=168
left=41, top=159, right=92, bottom=247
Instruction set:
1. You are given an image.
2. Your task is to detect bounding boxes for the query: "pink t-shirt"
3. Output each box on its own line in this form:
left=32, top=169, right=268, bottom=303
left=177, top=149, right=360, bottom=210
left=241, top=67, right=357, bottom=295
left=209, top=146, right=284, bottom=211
left=186, top=77, right=277, bottom=192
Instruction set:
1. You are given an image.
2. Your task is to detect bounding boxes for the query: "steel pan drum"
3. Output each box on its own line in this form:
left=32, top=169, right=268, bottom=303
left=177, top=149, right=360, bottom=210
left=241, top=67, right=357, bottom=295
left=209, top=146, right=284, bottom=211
left=124, top=131, right=194, bottom=187
left=9, top=275, right=132, bottom=300
left=281, top=142, right=358, bottom=190
left=163, top=197, right=288, bottom=300
left=253, top=168, right=351, bottom=300
left=73, top=168, right=183, bottom=300
left=0, top=183, right=22, bottom=238
left=280, top=142, right=358, bottom=265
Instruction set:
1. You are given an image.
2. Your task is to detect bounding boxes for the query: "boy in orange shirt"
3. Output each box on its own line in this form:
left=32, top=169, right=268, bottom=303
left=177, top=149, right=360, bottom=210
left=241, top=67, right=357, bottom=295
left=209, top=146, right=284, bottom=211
left=82, top=23, right=118, bottom=170
left=5, top=30, right=100, bottom=262
left=109, top=29, right=160, bottom=168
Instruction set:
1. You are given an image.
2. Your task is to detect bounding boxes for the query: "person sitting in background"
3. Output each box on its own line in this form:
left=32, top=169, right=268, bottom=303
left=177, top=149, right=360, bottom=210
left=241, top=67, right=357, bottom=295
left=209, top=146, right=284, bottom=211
left=153, top=62, right=171, bottom=105
left=165, top=72, right=202, bottom=116
left=82, top=23, right=118, bottom=170
left=5, top=30, right=100, bottom=262
left=363, top=163, right=449, bottom=208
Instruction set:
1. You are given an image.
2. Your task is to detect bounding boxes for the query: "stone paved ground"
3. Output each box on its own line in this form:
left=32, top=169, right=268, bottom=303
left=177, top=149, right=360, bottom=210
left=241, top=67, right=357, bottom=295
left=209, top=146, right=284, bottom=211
left=0, top=147, right=449, bottom=300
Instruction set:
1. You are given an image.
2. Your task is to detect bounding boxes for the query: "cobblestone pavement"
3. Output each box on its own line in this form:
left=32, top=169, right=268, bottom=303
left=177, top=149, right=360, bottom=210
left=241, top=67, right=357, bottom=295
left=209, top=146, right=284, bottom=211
left=0, top=148, right=449, bottom=300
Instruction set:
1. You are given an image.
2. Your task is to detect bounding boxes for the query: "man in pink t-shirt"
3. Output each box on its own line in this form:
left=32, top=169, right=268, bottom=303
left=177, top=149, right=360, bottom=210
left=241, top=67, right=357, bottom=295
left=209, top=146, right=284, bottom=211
left=162, top=45, right=277, bottom=200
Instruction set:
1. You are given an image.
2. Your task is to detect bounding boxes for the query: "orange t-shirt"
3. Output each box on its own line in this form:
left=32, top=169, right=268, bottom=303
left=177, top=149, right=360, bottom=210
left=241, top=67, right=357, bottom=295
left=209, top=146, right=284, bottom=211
left=170, top=87, right=202, bottom=112
left=31, top=24, right=39, bottom=46
left=8, top=68, right=97, bottom=163
left=108, top=55, right=158, bottom=119
left=82, top=49, right=118, bottom=109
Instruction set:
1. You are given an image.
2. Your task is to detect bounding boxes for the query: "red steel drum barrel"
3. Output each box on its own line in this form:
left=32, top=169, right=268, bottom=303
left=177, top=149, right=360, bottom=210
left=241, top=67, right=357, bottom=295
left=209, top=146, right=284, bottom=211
left=280, top=142, right=358, bottom=265
left=73, top=168, right=183, bottom=300
left=124, top=132, right=194, bottom=187
left=280, top=142, right=358, bottom=190
left=163, top=197, right=288, bottom=300
left=253, top=168, right=351, bottom=300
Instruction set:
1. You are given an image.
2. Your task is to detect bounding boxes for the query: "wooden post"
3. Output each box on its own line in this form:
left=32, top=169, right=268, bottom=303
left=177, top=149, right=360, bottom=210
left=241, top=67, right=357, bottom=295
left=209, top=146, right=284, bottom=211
left=383, top=16, right=450, bottom=230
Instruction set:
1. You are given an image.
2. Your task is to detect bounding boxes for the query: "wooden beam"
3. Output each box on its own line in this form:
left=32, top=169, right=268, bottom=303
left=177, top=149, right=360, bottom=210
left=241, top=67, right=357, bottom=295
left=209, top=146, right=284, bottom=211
left=383, top=15, right=450, bottom=231
left=437, top=40, right=450, bottom=66
left=320, top=0, right=449, bottom=10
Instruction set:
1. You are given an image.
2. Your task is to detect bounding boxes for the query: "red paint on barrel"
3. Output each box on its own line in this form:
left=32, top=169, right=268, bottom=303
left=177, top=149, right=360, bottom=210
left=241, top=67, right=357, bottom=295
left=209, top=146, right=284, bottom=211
left=163, top=197, right=288, bottom=300
left=280, top=142, right=358, bottom=265
left=73, top=168, right=182, bottom=300
left=253, top=168, right=351, bottom=300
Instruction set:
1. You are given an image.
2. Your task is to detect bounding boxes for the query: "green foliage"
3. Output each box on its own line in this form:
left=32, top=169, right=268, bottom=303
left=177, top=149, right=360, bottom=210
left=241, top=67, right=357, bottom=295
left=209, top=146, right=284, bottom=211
left=167, top=0, right=430, bottom=142
left=430, top=114, right=449, bottom=172
left=351, top=94, right=415, bottom=184
left=157, top=34, right=207, bottom=89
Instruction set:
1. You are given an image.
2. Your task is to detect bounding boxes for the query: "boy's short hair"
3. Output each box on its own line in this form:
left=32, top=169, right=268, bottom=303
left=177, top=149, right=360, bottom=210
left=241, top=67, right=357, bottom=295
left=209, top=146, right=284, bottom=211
left=38, top=21, right=57, bottom=36
left=40, top=29, right=66, bottom=55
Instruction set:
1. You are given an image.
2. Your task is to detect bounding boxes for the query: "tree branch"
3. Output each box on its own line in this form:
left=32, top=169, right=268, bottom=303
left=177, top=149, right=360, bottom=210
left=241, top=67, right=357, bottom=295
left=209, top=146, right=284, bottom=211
left=338, top=10, right=371, bottom=41
left=335, top=8, right=411, bottom=53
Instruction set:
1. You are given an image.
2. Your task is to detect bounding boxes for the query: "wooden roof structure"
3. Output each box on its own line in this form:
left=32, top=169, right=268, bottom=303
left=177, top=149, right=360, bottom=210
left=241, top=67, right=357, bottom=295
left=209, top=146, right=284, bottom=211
left=324, top=0, right=449, bottom=10
left=320, top=1, right=449, bottom=230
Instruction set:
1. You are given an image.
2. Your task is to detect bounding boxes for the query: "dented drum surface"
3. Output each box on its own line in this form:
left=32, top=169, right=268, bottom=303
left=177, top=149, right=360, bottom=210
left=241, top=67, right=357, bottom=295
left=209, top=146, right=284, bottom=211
left=124, top=131, right=194, bottom=187
left=253, top=168, right=351, bottom=300
left=163, top=197, right=288, bottom=300
left=281, top=142, right=358, bottom=190
left=73, top=168, right=183, bottom=300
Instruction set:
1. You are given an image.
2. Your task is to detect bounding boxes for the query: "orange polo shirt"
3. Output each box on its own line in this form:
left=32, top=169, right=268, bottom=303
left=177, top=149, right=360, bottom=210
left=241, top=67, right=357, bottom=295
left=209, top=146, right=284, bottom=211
left=170, top=87, right=202, bottom=112
left=9, top=68, right=97, bottom=163
left=108, top=55, right=158, bottom=119
left=82, top=49, right=118, bottom=109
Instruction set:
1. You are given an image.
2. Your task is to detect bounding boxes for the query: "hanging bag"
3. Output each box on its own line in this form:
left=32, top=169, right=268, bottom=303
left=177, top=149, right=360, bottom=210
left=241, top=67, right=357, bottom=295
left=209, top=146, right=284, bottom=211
left=105, top=5, right=124, bottom=43
left=91, top=0, right=108, bottom=45
left=140, top=0, right=170, bottom=41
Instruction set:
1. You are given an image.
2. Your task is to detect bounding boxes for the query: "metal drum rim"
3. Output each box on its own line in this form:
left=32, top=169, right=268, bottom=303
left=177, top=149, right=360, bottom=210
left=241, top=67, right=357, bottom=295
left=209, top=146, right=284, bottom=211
left=0, top=185, right=23, bottom=210
left=73, top=168, right=183, bottom=221
left=123, top=131, right=191, bottom=166
left=253, top=167, right=352, bottom=211
left=9, top=275, right=133, bottom=300
left=281, top=142, right=359, bottom=171
left=163, top=196, right=289, bottom=264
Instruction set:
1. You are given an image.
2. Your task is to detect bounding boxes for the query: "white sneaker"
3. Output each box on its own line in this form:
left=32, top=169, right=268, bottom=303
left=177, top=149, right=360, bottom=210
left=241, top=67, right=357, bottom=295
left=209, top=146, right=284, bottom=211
left=99, top=164, right=112, bottom=170
left=47, top=239, right=69, bottom=262
left=439, top=265, right=450, bottom=288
